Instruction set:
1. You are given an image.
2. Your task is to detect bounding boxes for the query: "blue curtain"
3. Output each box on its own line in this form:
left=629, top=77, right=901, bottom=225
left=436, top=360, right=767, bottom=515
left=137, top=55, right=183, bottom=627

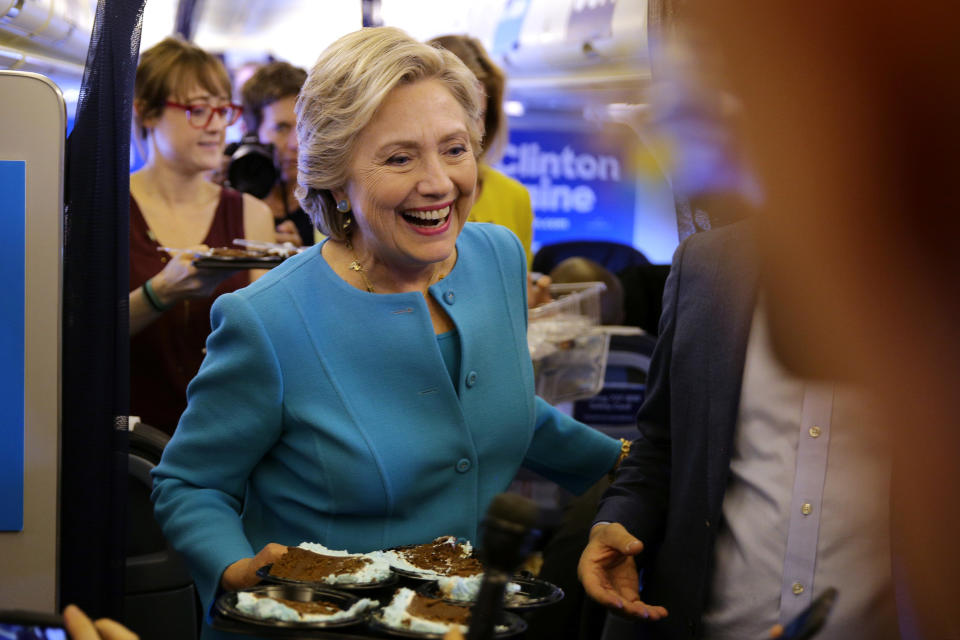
left=61, top=0, right=147, bottom=618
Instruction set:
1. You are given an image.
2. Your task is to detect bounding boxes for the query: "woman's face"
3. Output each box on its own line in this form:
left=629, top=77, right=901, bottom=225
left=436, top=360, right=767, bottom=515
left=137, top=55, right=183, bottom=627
left=148, top=83, right=232, bottom=174
left=338, top=79, right=477, bottom=273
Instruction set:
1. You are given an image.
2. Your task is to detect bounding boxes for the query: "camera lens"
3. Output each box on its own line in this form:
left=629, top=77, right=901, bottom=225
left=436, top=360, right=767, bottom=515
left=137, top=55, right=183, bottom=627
left=226, top=135, right=278, bottom=199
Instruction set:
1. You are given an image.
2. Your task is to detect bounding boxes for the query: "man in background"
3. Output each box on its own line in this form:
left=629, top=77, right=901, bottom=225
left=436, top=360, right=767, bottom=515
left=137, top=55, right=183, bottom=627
left=240, top=61, right=314, bottom=246
left=579, top=220, right=897, bottom=640
left=577, top=23, right=898, bottom=639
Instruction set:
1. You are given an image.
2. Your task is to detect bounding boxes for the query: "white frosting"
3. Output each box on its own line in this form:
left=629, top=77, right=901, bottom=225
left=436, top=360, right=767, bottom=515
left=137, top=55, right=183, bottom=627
left=436, top=575, right=522, bottom=602
left=294, top=542, right=393, bottom=584
left=381, top=536, right=476, bottom=578
left=235, top=591, right=377, bottom=623
left=379, top=588, right=468, bottom=635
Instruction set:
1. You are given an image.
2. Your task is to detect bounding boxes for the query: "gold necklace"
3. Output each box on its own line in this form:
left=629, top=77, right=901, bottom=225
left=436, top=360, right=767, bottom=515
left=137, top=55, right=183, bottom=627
left=345, top=238, right=376, bottom=293
left=344, top=237, right=446, bottom=293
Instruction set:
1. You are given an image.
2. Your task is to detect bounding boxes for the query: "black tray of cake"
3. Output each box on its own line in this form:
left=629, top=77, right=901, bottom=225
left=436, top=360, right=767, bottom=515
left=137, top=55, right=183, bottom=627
left=368, top=587, right=526, bottom=638
left=193, top=246, right=287, bottom=270
left=214, top=584, right=378, bottom=635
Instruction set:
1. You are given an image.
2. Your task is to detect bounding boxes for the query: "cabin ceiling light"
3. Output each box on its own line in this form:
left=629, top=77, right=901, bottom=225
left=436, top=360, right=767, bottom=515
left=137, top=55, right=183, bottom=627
left=504, top=100, right=525, bottom=117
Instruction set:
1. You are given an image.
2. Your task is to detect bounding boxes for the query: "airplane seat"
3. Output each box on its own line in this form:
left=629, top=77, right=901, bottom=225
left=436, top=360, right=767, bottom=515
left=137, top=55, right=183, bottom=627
left=124, top=422, right=199, bottom=640
left=532, top=240, right=650, bottom=276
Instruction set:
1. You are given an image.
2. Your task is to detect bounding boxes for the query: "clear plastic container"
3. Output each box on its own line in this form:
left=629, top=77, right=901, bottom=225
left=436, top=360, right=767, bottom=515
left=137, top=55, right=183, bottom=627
left=529, top=282, right=611, bottom=404
left=529, top=281, right=606, bottom=325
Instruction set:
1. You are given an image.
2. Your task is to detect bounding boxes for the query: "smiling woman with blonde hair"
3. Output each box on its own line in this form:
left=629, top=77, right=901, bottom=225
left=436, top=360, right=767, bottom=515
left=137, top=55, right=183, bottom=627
left=151, top=27, right=621, bottom=638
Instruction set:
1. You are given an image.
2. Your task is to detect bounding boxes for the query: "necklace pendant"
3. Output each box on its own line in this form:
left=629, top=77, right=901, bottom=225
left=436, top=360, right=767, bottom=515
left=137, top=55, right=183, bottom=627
left=349, top=260, right=363, bottom=272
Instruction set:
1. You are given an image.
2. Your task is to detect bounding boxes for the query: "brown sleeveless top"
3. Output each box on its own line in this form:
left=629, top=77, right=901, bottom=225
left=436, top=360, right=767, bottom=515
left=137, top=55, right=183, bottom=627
left=129, top=187, right=250, bottom=436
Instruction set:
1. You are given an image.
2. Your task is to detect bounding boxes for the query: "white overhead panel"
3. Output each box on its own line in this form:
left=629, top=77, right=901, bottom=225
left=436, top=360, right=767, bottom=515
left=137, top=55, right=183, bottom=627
left=497, top=0, right=650, bottom=113
left=379, top=0, right=504, bottom=45
left=0, top=0, right=95, bottom=87
left=379, top=0, right=649, bottom=116
left=140, top=0, right=362, bottom=69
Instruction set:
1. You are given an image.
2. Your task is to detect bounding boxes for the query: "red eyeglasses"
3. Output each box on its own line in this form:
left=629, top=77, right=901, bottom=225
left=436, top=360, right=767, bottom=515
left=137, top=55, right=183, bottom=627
left=165, top=101, right=243, bottom=129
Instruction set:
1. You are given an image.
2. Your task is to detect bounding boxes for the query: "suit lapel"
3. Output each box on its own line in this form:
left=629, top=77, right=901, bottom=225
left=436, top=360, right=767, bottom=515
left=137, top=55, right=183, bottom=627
left=702, top=223, right=759, bottom=518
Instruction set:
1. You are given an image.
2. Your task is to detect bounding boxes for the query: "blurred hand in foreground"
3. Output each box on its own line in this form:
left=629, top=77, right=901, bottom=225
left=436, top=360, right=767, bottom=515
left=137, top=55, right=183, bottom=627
left=63, top=605, right=138, bottom=640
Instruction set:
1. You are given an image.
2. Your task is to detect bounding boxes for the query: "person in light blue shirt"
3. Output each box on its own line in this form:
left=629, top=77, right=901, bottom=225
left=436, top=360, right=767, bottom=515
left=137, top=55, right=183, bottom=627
left=151, top=26, right=621, bottom=638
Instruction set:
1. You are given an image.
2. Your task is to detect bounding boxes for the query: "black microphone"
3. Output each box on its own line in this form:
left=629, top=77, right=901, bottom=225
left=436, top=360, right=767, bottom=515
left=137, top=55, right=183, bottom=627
left=466, top=493, right=540, bottom=640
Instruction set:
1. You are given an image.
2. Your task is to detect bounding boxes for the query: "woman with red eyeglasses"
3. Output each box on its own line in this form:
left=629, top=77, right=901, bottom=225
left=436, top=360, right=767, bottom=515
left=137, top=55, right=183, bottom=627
left=129, top=36, right=275, bottom=436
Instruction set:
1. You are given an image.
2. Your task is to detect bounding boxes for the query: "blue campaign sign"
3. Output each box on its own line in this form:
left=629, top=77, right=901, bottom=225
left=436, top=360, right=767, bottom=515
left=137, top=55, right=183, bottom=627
left=0, top=160, right=25, bottom=531
left=497, top=127, right=636, bottom=251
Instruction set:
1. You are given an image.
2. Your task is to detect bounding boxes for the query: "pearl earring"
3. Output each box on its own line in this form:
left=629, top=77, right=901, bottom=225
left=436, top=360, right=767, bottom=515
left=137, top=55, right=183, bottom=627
left=337, top=199, right=350, bottom=213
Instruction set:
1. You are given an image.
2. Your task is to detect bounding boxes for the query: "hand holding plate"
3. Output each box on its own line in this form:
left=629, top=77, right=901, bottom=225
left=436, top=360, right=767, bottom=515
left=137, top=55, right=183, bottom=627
left=221, top=542, right=289, bottom=592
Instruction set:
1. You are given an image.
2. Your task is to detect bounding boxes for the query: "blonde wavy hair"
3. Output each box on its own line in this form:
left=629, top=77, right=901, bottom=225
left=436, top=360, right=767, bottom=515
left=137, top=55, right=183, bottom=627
left=295, top=27, right=484, bottom=241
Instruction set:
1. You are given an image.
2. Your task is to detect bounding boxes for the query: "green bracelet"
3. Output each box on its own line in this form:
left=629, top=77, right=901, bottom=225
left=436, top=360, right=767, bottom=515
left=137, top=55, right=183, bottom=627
left=142, top=277, right=171, bottom=313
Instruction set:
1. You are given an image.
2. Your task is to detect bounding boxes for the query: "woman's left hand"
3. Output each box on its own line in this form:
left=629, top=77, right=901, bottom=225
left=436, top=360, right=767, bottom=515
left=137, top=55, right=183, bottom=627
left=220, top=543, right=289, bottom=591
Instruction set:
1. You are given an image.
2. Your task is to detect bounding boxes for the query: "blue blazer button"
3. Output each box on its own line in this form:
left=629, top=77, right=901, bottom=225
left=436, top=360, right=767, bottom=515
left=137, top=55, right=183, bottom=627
left=443, top=290, right=456, bottom=305
left=456, top=458, right=471, bottom=473
left=465, top=371, right=478, bottom=387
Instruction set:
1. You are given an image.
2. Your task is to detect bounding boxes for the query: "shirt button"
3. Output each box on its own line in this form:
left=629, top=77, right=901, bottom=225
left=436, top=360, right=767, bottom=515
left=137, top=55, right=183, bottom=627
left=465, top=371, right=478, bottom=387
left=808, top=426, right=822, bottom=438
left=455, top=458, right=471, bottom=473
left=801, top=502, right=813, bottom=516
left=443, top=290, right=456, bottom=305
left=792, top=582, right=805, bottom=595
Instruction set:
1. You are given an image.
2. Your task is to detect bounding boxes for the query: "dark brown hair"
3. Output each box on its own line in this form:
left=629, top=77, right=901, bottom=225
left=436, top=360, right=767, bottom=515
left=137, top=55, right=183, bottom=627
left=240, top=61, right=308, bottom=132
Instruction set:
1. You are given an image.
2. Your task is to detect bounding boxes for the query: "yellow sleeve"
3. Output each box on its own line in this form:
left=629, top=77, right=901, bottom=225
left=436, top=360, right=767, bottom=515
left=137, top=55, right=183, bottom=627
left=470, top=166, right=534, bottom=268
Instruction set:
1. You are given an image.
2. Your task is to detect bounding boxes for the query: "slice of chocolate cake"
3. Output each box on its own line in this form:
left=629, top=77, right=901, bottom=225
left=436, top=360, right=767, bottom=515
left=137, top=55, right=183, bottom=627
left=270, top=547, right=371, bottom=582
left=407, top=593, right=471, bottom=626
left=384, top=536, right=482, bottom=578
left=379, top=587, right=470, bottom=634
left=267, top=542, right=392, bottom=585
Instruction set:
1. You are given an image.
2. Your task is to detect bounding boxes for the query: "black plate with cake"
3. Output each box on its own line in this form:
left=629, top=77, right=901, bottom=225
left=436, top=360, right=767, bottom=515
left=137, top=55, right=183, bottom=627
left=367, top=587, right=527, bottom=639
left=214, top=584, right=378, bottom=633
left=382, top=536, right=483, bottom=581
left=193, top=246, right=287, bottom=270
left=417, top=575, right=564, bottom=611
left=257, top=543, right=397, bottom=593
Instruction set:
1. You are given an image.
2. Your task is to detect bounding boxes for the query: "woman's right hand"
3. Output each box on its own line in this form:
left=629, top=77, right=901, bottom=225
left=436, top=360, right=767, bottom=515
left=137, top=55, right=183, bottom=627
left=275, top=219, right=303, bottom=247
left=220, top=543, right=289, bottom=591
left=150, top=244, right=238, bottom=305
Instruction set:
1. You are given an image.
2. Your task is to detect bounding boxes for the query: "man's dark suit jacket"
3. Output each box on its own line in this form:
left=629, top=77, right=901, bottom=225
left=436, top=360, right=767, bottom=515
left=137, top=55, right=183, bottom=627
left=596, top=221, right=758, bottom=640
